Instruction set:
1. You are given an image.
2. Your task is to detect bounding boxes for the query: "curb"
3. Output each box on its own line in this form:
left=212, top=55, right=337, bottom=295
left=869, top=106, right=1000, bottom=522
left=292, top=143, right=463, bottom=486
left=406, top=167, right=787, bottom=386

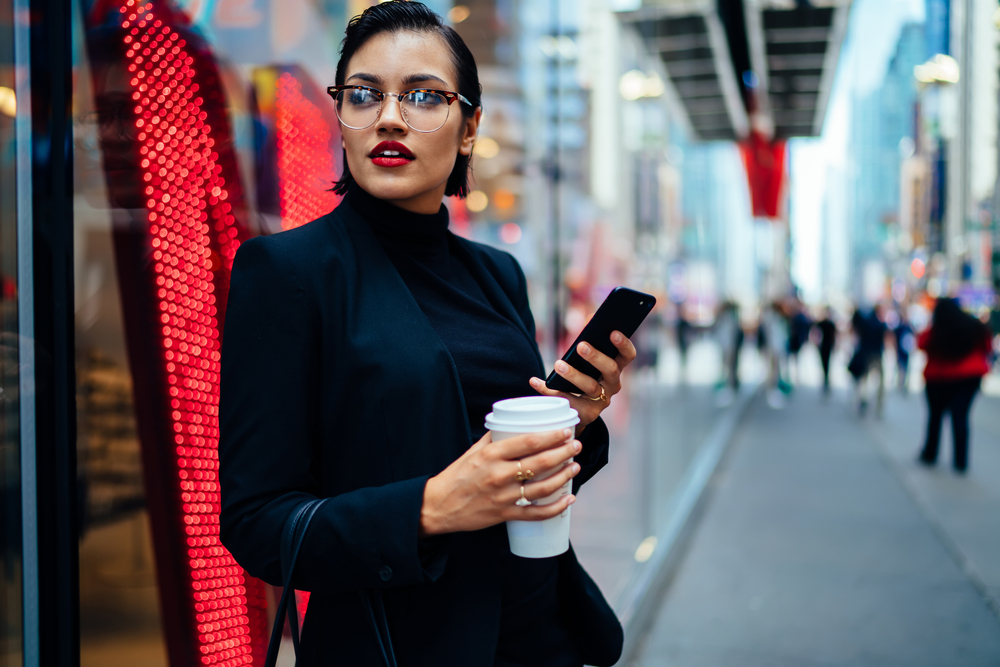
left=613, top=384, right=758, bottom=666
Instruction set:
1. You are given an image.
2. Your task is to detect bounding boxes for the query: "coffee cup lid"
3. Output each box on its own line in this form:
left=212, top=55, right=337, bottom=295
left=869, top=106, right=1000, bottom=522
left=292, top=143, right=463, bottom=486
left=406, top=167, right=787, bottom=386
left=484, top=396, right=580, bottom=433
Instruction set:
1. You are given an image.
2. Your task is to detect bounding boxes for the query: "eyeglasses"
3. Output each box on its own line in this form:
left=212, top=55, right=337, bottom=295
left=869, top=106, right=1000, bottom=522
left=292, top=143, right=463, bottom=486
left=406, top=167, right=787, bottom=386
left=326, top=85, right=475, bottom=133
left=74, top=102, right=141, bottom=148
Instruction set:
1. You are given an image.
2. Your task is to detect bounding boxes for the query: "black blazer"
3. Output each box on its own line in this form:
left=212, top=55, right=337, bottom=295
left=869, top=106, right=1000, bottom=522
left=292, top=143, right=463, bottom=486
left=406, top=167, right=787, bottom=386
left=219, top=196, right=623, bottom=666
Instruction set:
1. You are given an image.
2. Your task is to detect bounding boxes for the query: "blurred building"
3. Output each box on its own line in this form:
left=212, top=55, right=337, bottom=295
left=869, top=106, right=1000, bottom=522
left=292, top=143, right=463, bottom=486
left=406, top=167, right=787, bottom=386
left=898, top=0, right=999, bottom=305
left=848, top=22, right=923, bottom=303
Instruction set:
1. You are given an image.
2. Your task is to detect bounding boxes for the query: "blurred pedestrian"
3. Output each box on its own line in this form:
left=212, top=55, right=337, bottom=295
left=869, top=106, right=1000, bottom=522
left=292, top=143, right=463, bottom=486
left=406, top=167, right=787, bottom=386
left=917, top=298, right=992, bottom=473
left=676, top=307, right=692, bottom=382
left=893, top=309, right=914, bottom=393
left=714, top=301, right=743, bottom=405
left=848, top=305, right=888, bottom=417
left=814, top=307, right=837, bottom=393
left=787, top=299, right=812, bottom=385
left=762, top=301, right=789, bottom=408
left=632, top=307, right=662, bottom=373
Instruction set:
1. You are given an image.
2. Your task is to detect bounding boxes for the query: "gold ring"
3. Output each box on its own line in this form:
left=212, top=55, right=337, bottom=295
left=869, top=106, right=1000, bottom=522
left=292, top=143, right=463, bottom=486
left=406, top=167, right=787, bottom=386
left=515, top=461, right=534, bottom=482
left=515, top=483, right=531, bottom=507
left=586, top=385, right=607, bottom=402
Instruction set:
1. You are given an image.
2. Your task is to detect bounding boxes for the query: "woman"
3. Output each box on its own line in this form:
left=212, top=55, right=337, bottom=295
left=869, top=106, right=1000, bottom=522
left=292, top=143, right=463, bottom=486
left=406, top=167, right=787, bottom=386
left=917, top=298, right=992, bottom=473
left=218, top=3, right=630, bottom=665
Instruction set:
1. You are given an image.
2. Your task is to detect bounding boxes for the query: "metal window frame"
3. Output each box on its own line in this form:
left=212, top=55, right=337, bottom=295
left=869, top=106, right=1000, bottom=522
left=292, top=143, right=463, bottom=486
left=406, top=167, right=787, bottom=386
left=13, top=0, right=37, bottom=661
left=17, top=0, right=77, bottom=664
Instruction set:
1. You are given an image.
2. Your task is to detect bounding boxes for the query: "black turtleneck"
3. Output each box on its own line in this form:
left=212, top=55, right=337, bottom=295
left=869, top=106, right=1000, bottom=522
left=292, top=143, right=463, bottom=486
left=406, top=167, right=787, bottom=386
left=345, top=185, right=543, bottom=441
left=345, top=186, right=582, bottom=666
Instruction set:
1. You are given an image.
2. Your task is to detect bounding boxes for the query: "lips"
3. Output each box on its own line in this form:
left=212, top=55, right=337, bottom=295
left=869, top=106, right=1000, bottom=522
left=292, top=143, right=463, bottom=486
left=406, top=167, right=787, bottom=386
left=369, top=141, right=414, bottom=168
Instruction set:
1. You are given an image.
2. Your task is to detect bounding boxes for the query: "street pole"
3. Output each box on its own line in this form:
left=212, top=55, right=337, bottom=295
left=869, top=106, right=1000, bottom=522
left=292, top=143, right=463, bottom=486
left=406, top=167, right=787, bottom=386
left=956, top=0, right=973, bottom=283
left=548, top=0, right=563, bottom=362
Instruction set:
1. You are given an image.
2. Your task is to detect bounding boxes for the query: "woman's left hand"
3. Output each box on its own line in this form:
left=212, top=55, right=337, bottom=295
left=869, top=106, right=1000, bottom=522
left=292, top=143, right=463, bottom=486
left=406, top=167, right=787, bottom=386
left=529, top=330, right=636, bottom=434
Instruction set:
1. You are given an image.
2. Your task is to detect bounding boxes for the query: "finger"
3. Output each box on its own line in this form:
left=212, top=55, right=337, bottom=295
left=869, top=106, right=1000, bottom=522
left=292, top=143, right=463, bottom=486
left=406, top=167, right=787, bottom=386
left=504, top=493, right=576, bottom=522
left=552, top=360, right=604, bottom=399
left=492, top=428, right=574, bottom=461
left=531, top=375, right=601, bottom=414
left=576, top=341, right=621, bottom=386
left=469, top=431, right=492, bottom=453
left=522, top=461, right=580, bottom=501
left=611, top=331, right=637, bottom=367
left=528, top=376, right=569, bottom=398
left=519, top=440, right=581, bottom=477
left=530, top=378, right=597, bottom=406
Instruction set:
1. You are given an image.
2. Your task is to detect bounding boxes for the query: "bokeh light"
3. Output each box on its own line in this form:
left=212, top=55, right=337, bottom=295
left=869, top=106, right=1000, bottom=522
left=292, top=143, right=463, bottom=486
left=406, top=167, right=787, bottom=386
left=448, top=5, right=471, bottom=23
left=474, top=137, right=500, bottom=159
left=467, top=190, right=488, bottom=212
left=499, top=222, right=521, bottom=244
left=493, top=188, right=516, bottom=210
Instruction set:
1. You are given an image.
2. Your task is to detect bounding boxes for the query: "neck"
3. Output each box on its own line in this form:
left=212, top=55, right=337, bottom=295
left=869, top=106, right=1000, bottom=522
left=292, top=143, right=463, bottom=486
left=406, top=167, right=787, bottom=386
left=373, top=184, right=448, bottom=215
left=347, top=184, right=450, bottom=240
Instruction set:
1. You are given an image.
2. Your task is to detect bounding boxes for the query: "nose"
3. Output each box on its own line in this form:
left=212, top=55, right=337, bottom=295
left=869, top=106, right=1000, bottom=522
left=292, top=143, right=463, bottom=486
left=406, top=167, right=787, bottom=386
left=374, top=95, right=408, bottom=134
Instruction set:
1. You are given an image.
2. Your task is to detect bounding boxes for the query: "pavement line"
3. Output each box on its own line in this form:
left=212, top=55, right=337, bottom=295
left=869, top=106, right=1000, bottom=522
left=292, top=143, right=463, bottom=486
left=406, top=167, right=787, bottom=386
left=615, top=383, right=759, bottom=665
left=863, top=420, right=1000, bottom=624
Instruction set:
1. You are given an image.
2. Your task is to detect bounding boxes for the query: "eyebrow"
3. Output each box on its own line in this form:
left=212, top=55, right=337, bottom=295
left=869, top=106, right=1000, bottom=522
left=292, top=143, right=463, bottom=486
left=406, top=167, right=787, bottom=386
left=346, top=72, right=451, bottom=88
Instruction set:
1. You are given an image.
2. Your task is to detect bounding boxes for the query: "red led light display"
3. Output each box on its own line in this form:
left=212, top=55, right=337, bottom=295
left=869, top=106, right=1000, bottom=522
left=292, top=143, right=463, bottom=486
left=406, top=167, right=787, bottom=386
left=118, top=2, right=268, bottom=664
left=275, top=72, right=340, bottom=230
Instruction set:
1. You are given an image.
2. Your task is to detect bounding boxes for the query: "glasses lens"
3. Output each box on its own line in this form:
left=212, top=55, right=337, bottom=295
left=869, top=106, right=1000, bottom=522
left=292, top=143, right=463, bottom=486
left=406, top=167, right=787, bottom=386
left=401, top=91, right=450, bottom=132
left=335, top=88, right=380, bottom=129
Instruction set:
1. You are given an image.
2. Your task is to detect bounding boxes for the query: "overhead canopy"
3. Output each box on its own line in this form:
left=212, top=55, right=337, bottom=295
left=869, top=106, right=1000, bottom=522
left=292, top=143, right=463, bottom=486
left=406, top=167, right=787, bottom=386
left=619, top=0, right=851, bottom=141
left=621, top=1, right=749, bottom=141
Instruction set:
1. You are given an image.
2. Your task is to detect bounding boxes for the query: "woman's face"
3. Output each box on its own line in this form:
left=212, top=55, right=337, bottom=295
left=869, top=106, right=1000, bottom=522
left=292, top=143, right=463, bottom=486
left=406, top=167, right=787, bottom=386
left=341, top=30, right=481, bottom=214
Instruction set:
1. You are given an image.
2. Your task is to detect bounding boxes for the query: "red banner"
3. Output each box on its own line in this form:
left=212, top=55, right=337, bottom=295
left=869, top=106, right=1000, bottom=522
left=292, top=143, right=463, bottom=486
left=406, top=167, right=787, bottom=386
left=739, top=132, right=787, bottom=219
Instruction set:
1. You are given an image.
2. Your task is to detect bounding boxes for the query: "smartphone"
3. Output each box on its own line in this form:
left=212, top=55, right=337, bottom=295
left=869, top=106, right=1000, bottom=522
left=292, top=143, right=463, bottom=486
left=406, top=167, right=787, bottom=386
left=545, top=287, right=656, bottom=394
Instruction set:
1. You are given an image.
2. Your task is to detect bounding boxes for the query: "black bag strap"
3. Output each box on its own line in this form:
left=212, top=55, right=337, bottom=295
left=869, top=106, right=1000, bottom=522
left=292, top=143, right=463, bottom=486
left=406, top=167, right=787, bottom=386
left=264, top=498, right=398, bottom=667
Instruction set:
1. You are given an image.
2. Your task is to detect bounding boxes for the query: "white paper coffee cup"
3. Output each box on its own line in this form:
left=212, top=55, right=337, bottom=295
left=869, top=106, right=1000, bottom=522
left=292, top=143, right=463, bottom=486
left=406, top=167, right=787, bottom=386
left=485, top=396, right=580, bottom=559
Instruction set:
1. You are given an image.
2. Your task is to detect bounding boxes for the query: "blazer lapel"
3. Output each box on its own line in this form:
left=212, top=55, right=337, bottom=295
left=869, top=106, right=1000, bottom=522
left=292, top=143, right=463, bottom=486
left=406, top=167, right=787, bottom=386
left=449, top=236, right=545, bottom=372
left=337, top=202, right=473, bottom=448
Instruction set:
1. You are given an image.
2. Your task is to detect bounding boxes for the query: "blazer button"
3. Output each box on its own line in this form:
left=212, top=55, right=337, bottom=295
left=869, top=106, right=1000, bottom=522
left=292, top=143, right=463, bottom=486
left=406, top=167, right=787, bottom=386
left=379, top=566, right=393, bottom=582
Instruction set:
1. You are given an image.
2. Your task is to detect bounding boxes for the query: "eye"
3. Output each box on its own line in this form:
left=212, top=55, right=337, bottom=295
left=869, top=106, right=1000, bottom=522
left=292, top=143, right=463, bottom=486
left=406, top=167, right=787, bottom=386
left=406, top=91, right=446, bottom=108
left=347, top=88, right=378, bottom=106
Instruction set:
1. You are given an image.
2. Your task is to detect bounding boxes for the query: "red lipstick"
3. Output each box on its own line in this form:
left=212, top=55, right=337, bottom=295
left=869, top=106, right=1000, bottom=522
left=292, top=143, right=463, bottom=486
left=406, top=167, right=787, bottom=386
left=369, top=141, right=414, bottom=168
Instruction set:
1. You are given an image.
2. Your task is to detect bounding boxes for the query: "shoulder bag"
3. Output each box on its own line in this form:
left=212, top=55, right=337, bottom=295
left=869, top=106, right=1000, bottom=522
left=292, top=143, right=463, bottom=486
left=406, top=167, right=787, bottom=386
left=264, top=498, right=398, bottom=667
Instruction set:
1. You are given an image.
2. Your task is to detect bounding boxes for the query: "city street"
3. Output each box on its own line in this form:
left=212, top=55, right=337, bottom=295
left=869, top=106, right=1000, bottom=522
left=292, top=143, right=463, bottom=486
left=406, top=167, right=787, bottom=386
left=630, top=384, right=1000, bottom=666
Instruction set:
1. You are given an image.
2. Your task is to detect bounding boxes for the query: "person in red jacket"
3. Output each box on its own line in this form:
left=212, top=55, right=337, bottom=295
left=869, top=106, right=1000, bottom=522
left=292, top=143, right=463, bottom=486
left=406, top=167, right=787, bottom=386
left=917, top=298, right=993, bottom=472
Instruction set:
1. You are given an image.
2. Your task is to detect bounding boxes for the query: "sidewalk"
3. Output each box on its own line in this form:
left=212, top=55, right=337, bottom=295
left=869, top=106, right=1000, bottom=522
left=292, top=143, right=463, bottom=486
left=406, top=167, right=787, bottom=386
left=572, top=339, right=764, bottom=610
left=630, top=386, right=1000, bottom=666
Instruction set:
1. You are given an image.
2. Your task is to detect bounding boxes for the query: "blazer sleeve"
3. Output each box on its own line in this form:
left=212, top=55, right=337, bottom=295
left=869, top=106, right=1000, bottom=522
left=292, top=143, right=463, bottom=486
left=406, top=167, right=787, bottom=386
left=506, top=253, right=609, bottom=493
left=219, top=237, right=444, bottom=593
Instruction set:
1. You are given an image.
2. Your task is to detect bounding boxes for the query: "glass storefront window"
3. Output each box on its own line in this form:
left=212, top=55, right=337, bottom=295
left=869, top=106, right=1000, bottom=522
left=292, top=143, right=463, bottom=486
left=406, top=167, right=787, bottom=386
left=72, top=1, right=393, bottom=664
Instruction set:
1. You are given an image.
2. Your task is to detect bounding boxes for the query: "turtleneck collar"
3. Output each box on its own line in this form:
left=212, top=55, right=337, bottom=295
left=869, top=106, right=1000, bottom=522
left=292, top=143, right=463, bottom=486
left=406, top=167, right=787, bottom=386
left=346, top=184, right=450, bottom=248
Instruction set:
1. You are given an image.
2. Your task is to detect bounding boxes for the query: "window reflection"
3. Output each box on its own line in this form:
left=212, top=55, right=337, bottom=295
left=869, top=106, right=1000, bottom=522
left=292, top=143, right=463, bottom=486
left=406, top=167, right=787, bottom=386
left=75, top=0, right=348, bottom=664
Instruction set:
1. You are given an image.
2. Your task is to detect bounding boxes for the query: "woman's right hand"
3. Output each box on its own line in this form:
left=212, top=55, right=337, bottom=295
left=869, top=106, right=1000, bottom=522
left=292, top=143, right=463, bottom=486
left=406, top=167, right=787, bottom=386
left=419, top=429, right=582, bottom=536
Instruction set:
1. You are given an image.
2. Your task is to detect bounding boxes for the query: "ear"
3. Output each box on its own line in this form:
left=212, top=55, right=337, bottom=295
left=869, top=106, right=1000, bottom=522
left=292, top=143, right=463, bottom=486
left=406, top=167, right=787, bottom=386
left=458, top=107, right=482, bottom=157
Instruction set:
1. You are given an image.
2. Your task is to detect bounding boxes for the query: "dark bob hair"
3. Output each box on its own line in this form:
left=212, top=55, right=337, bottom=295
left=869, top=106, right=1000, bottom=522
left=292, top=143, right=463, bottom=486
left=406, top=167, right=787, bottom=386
left=332, top=0, right=482, bottom=198
left=927, top=297, right=991, bottom=360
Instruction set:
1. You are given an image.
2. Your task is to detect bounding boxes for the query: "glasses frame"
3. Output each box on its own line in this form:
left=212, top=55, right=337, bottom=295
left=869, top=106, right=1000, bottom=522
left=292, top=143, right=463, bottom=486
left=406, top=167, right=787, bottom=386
left=326, top=84, right=475, bottom=133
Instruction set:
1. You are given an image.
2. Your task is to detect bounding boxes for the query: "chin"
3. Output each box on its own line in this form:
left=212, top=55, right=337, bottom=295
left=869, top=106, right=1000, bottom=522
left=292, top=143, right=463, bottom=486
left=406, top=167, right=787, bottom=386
left=362, top=180, right=418, bottom=201
left=356, top=173, right=445, bottom=205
